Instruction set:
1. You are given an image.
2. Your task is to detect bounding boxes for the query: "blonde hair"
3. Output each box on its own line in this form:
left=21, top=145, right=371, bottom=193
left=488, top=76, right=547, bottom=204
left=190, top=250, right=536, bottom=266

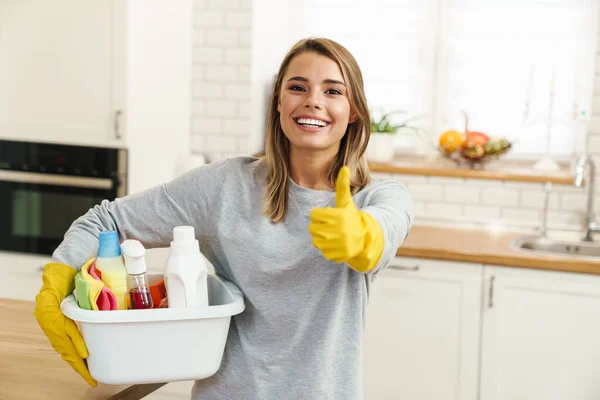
left=261, top=38, right=372, bottom=222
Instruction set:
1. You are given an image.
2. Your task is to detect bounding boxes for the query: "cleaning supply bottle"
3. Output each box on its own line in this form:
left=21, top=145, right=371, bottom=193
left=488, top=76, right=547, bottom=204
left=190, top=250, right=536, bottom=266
left=164, top=226, right=209, bottom=308
left=120, top=239, right=154, bottom=310
left=95, top=230, right=128, bottom=310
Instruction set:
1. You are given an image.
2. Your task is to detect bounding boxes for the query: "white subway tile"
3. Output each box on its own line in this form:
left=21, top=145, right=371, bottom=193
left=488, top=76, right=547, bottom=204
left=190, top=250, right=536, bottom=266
left=239, top=101, right=251, bottom=118
left=463, top=178, right=503, bottom=187
left=194, top=0, right=207, bottom=10
left=203, top=134, right=238, bottom=152
left=503, top=181, right=543, bottom=190
left=443, top=185, right=480, bottom=204
left=589, top=135, right=600, bottom=154
left=193, top=47, right=223, bottom=64
left=426, top=202, right=463, bottom=219
left=481, top=187, right=520, bottom=206
left=560, top=193, right=588, bottom=211
left=592, top=95, right=600, bottom=115
left=238, top=29, right=251, bottom=47
left=237, top=65, right=251, bottom=82
left=239, top=0, right=251, bottom=9
left=413, top=201, right=427, bottom=218
left=207, top=152, right=225, bottom=162
left=191, top=100, right=205, bottom=116
left=193, top=65, right=205, bottom=80
left=206, top=66, right=239, bottom=84
left=194, top=11, right=224, bottom=27
left=194, top=30, right=206, bottom=46
left=193, top=82, right=224, bottom=99
left=205, top=65, right=238, bottom=82
left=552, top=184, right=583, bottom=195
left=205, top=29, right=238, bottom=46
left=462, top=204, right=501, bottom=220
left=208, top=0, right=240, bottom=9
left=237, top=137, right=250, bottom=153
left=387, top=174, right=427, bottom=184
left=589, top=117, right=600, bottom=135
left=427, top=177, right=464, bottom=186
left=223, top=119, right=250, bottom=135
left=409, top=183, right=443, bottom=201
left=226, top=12, right=251, bottom=28
left=225, top=49, right=251, bottom=65
left=190, top=134, right=204, bottom=153
left=546, top=211, right=583, bottom=231
left=520, top=190, right=559, bottom=210
left=225, top=83, right=251, bottom=100
left=206, top=100, right=237, bottom=117
left=192, top=117, right=221, bottom=133
left=502, top=208, right=540, bottom=224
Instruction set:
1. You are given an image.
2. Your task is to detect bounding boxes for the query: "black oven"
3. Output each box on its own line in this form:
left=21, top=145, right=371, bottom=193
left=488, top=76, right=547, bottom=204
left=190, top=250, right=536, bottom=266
left=0, top=139, right=127, bottom=255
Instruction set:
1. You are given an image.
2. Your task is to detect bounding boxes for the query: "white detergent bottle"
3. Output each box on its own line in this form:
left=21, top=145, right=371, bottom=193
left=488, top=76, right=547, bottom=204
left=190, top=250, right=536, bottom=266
left=164, top=226, right=209, bottom=308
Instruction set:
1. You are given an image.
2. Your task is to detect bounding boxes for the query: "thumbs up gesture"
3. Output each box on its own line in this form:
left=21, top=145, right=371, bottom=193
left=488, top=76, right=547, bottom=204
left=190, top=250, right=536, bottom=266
left=309, top=167, right=384, bottom=272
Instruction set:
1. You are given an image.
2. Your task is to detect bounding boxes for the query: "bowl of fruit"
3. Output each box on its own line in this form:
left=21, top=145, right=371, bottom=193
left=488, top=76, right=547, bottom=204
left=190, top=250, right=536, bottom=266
left=438, top=112, right=511, bottom=169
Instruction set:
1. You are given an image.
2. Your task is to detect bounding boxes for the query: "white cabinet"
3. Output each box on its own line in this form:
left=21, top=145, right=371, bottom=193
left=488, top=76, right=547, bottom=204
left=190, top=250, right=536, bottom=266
left=363, top=257, right=483, bottom=400
left=0, top=0, right=124, bottom=147
left=480, top=265, right=600, bottom=400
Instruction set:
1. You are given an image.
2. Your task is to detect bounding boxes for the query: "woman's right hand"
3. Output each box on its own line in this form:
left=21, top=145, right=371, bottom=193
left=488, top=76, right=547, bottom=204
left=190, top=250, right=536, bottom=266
left=34, top=263, right=97, bottom=387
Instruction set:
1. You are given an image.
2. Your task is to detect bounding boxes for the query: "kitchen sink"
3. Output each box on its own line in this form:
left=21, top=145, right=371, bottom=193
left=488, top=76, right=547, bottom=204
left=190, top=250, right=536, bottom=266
left=511, top=235, right=600, bottom=259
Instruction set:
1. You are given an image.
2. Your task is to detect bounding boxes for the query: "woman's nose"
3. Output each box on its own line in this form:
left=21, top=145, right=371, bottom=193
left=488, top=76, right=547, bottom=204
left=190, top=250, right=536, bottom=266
left=304, top=93, right=322, bottom=109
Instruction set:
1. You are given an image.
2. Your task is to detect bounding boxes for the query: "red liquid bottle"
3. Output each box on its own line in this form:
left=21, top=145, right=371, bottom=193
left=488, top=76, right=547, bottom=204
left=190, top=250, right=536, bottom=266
left=129, top=287, right=154, bottom=310
left=121, top=239, right=154, bottom=310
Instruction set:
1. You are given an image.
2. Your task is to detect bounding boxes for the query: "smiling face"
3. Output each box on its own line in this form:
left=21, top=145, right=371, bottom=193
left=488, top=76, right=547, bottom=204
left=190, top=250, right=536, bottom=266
left=277, top=51, right=355, bottom=158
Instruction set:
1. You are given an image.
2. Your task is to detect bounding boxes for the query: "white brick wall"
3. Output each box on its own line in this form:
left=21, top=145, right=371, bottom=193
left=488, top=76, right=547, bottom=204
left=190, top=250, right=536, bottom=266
left=374, top=171, right=595, bottom=233
left=192, top=0, right=251, bottom=161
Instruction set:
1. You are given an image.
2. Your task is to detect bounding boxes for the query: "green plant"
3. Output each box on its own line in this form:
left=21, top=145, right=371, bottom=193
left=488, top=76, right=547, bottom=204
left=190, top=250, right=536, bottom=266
left=370, top=110, right=422, bottom=135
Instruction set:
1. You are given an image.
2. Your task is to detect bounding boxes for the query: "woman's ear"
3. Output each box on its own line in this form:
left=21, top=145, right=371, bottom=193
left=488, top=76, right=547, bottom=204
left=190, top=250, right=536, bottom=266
left=349, top=112, right=357, bottom=123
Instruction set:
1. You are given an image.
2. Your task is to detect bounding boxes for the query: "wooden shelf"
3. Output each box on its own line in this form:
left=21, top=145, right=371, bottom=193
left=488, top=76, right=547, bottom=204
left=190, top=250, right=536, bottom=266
left=369, top=156, right=576, bottom=185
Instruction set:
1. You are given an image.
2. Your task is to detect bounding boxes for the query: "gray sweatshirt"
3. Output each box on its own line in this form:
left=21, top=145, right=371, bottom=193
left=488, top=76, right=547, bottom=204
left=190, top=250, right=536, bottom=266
left=53, top=156, right=413, bottom=400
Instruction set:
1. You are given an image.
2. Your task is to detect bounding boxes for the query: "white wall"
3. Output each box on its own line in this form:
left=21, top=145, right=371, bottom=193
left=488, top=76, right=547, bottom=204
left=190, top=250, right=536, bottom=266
left=191, top=0, right=252, bottom=162
left=125, top=0, right=193, bottom=194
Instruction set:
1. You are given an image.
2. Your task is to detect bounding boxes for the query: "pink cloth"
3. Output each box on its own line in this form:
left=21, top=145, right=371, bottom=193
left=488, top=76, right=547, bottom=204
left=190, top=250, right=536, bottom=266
left=89, top=259, right=118, bottom=311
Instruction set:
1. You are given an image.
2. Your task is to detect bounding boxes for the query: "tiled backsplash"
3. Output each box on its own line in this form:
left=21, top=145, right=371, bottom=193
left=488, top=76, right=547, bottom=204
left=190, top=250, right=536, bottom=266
left=192, top=2, right=600, bottom=233
left=371, top=172, right=593, bottom=233
left=192, top=0, right=252, bottom=161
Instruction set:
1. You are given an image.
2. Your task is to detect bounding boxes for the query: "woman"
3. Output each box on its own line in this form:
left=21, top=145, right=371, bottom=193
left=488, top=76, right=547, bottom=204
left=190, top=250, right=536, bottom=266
left=35, top=37, right=413, bottom=399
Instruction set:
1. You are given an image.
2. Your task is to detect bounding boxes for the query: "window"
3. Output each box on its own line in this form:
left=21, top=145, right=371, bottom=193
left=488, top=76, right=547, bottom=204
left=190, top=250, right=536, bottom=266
left=253, top=0, right=599, bottom=159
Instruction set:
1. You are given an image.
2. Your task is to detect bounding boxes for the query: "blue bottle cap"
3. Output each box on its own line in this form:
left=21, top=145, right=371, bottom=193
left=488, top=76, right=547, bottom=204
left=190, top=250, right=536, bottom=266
left=98, top=230, right=121, bottom=258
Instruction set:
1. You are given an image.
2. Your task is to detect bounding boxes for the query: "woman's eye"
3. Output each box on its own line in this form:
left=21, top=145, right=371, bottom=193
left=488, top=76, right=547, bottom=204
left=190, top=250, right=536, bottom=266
left=289, top=85, right=305, bottom=92
left=326, top=89, right=342, bottom=95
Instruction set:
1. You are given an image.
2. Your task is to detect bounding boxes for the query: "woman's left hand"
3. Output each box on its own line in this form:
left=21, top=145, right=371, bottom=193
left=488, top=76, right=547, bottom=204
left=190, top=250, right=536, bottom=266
left=308, top=167, right=384, bottom=273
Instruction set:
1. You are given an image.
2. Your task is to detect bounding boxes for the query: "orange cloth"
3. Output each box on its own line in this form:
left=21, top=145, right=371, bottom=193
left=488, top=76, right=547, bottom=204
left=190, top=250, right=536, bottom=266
left=149, top=279, right=166, bottom=308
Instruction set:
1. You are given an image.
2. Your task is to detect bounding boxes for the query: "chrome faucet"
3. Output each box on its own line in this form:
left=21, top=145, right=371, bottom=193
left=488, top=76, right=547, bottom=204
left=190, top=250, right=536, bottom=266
left=574, top=154, right=600, bottom=241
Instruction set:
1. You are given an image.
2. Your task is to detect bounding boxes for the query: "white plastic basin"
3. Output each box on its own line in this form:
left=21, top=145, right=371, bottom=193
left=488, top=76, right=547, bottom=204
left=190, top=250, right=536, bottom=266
left=61, top=273, right=245, bottom=385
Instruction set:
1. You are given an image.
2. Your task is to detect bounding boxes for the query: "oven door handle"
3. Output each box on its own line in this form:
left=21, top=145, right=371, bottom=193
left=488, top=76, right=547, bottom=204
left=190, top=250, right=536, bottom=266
left=0, top=170, right=113, bottom=190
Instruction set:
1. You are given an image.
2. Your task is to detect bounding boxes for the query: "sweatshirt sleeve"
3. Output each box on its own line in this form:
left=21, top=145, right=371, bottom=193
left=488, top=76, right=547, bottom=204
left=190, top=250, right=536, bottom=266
left=359, top=180, right=414, bottom=275
left=52, top=159, right=230, bottom=270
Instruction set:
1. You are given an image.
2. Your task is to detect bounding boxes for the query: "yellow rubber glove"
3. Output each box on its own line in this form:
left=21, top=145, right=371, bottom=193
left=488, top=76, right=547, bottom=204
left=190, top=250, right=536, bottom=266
left=34, top=263, right=97, bottom=387
left=309, top=166, right=385, bottom=273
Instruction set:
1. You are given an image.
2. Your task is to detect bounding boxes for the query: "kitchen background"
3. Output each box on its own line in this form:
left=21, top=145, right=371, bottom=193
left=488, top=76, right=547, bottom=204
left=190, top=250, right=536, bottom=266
left=4, top=1, right=600, bottom=400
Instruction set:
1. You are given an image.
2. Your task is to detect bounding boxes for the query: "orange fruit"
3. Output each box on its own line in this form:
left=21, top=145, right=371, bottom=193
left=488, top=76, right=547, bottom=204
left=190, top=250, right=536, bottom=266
left=439, top=130, right=464, bottom=153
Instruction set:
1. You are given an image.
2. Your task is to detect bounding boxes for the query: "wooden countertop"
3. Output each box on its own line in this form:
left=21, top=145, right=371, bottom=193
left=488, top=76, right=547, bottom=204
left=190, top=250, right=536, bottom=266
left=369, top=155, right=576, bottom=185
left=0, top=298, right=164, bottom=400
left=398, top=225, right=600, bottom=275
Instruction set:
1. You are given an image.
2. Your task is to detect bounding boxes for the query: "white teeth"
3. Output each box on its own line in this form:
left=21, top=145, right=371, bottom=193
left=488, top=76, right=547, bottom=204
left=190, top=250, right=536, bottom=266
left=296, top=118, right=328, bottom=127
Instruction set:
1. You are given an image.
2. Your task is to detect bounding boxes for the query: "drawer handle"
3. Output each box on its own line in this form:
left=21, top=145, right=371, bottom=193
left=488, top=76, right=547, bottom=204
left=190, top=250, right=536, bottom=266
left=389, top=264, right=420, bottom=271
